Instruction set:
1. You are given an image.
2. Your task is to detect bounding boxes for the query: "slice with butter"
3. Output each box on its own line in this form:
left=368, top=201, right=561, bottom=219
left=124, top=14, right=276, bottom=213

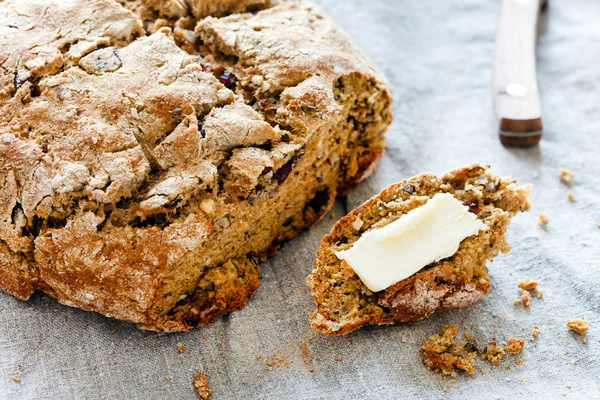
left=334, top=193, right=487, bottom=293
left=307, top=163, right=531, bottom=336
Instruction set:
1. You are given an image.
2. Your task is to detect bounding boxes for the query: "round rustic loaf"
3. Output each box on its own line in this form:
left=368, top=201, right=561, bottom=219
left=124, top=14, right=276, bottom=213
left=0, top=0, right=392, bottom=331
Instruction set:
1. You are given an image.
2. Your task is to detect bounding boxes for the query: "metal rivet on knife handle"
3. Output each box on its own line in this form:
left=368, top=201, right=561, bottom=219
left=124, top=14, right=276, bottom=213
left=493, top=0, right=547, bottom=146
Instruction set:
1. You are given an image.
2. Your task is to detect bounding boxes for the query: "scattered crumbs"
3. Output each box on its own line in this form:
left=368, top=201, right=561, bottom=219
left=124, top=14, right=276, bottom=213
left=11, top=375, right=20, bottom=383
left=504, top=338, right=525, bottom=355
left=241, top=379, right=247, bottom=385
left=265, top=348, right=290, bottom=369
left=178, top=344, right=185, bottom=354
left=505, top=366, right=511, bottom=371
left=165, top=378, right=173, bottom=384
left=479, top=368, right=484, bottom=374
left=256, top=354, right=263, bottom=360
left=567, top=191, right=575, bottom=202
left=197, top=355, right=204, bottom=362
left=520, top=289, right=532, bottom=308
left=217, top=369, right=223, bottom=374
left=361, top=349, right=367, bottom=354
left=537, top=291, right=543, bottom=299
left=464, top=332, right=473, bottom=341
left=516, top=358, right=524, bottom=365
left=537, top=212, right=549, bottom=227
left=401, top=334, right=408, bottom=343
left=547, top=320, right=553, bottom=325
left=532, top=326, right=540, bottom=339
left=193, top=374, right=212, bottom=400
left=518, top=277, right=538, bottom=290
left=259, top=375, right=264, bottom=379
left=300, top=340, right=313, bottom=369
left=567, top=319, right=589, bottom=335
left=201, top=334, right=208, bottom=341
left=421, top=324, right=477, bottom=377
left=571, top=359, right=577, bottom=365
left=335, top=355, right=342, bottom=362
left=559, top=168, right=575, bottom=185
left=484, top=342, right=506, bottom=366
left=581, top=337, right=587, bottom=344
left=513, top=298, right=522, bottom=306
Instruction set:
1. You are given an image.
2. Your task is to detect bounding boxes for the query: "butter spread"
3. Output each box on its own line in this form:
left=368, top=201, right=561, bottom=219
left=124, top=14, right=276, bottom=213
left=334, top=193, right=487, bottom=292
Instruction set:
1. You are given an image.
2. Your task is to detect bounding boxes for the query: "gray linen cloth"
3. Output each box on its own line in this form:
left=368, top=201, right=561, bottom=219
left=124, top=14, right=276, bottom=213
left=1, top=0, right=599, bottom=398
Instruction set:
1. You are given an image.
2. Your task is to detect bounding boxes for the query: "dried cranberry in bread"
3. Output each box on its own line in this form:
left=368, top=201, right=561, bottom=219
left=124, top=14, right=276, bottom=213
left=307, top=164, right=530, bottom=336
left=0, top=0, right=392, bottom=331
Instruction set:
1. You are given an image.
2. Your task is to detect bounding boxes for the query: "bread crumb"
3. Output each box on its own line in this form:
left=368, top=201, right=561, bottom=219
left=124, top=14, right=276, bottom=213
left=521, top=289, right=531, bottom=307
left=335, top=355, right=342, bottom=361
left=484, top=342, right=506, bottom=366
left=532, top=326, right=540, bottom=338
left=516, top=358, right=524, bottom=365
left=570, top=359, right=577, bottom=365
left=504, top=338, right=525, bottom=355
left=518, top=277, right=538, bottom=290
left=538, top=212, right=549, bottom=226
left=241, top=379, right=247, bottom=385
left=300, top=340, right=313, bottom=368
left=537, top=291, right=543, bottom=299
left=513, top=298, right=522, bottom=305
left=464, top=332, right=474, bottom=341
left=193, top=374, right=211, bottom=400
left=567, top=191, right=575, bottom=202
left=559, top=168, right=575, bottom=185
left=11, top=375, right=20, bottom=383
left=265, top=349, right=289, bottom=369
left=201, top=334, right=208, bottom=341
left=421, top=324, right=477, bottom=377
left=178, top=344, right=185, bottom=353
left=567, top=319, right=589, bottom=335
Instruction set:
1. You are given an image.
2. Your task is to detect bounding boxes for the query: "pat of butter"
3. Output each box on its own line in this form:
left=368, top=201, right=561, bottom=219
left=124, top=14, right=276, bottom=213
left=334, top=193, right=487, bottom=292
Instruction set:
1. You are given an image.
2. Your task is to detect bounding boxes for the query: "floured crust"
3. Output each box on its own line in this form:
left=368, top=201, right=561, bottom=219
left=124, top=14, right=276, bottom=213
left=0, top=0, right=392, bottom=331
left=307, top=164, right=531, bottom=336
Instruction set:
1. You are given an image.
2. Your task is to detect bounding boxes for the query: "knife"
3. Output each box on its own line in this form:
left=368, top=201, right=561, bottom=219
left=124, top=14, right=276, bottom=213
left=493, top=0, right=548, bottom=146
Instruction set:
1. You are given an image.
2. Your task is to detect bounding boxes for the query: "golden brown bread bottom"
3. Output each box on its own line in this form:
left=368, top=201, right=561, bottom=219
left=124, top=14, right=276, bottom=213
left=0, top=0, right=392, bottom=331
left=307, top=164, right=531, bottom=336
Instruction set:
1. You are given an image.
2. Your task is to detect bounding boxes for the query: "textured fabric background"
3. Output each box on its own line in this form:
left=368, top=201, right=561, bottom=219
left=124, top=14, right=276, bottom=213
left=1, top=0, right=599, bottom=398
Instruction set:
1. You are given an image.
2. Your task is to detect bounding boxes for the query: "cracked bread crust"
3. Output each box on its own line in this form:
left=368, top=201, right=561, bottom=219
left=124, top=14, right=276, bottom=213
left=0, top=0, right=392, bottom=331
left=307, top=164, right=531, bottom=336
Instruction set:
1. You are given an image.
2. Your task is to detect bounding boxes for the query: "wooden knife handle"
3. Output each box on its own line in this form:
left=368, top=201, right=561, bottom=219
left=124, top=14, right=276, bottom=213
left=493, top=0, right=544, bottom=146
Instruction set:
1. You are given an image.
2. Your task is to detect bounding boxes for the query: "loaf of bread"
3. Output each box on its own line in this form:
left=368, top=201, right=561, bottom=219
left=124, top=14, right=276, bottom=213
left=0, top=0, right=392, bottom=331
left=307, top=164, right=530, bottom=336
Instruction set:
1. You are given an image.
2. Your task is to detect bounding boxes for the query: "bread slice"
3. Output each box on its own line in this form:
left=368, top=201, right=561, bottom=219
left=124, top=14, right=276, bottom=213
left=307, top=164, right=531, bottom=336
left=0, top=0, right=392, bottom=331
